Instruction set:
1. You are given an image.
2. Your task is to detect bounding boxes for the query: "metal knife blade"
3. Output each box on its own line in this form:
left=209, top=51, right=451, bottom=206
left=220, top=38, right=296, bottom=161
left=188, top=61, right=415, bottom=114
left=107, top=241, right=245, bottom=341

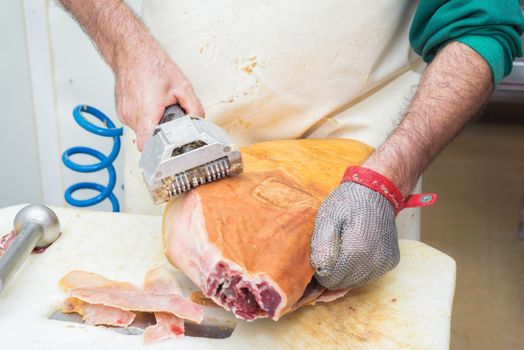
left=49, top=306, right=237, bottom=339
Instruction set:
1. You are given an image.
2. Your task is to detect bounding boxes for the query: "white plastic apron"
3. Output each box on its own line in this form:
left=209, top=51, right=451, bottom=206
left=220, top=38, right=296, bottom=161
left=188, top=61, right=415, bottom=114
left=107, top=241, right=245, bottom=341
left=124, top=0, right=423, bottom=239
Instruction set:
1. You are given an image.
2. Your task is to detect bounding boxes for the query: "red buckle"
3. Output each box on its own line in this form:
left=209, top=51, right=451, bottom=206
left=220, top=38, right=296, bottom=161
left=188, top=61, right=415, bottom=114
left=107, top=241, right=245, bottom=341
left=342, top=166, right=437, bottom=215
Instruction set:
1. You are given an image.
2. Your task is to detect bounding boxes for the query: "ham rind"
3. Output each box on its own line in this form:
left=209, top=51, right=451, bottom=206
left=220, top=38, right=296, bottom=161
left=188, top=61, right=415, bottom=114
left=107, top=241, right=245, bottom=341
left=143, top=267, right=185, bottom=343
left=61, top=271, right=203, bottom=323
left=163, top=139, right=372, bottom=320
left=62, top=297, right=135, bottom=327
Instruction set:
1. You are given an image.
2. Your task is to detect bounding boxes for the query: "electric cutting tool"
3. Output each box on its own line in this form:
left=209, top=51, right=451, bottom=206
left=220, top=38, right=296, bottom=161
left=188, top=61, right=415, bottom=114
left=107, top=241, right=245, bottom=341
left=139, top=105, right=243, bottom=204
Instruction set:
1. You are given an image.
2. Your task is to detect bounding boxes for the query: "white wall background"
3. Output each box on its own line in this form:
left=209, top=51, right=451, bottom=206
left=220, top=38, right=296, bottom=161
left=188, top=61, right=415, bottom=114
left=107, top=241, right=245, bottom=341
left=48, top=0, right=142, bottom=211
left=0, top=1, right=43, bottom=208
left=0, top=0, right=141, bottom=211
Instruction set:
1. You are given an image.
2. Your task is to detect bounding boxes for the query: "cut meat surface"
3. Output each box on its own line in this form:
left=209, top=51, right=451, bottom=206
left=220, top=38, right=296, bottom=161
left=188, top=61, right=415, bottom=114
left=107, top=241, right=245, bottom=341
left=163, top=139, right=372, bottom=320
left=143, top=267, right=185, bottom=344
left=60, top=271, right=203, bottom=323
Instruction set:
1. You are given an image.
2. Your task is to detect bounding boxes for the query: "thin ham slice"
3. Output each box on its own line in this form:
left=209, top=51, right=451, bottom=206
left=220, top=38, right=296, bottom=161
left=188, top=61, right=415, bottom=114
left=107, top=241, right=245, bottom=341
left=60, top=271, right=203, bottom=323
left=144, top=266, right=183, bottom=295
left=143, top=267, right=185, bottom=344
left=62, top=297, right=135, bottom=327
left=143, top=312, right=184, bottom=344
left=163, top=139, right=372, bottom=320
left=60, top=271, right=114, bottom=291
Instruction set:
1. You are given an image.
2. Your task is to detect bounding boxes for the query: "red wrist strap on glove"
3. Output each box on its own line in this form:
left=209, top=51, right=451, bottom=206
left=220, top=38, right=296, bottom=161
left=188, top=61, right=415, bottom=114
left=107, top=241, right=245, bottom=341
left=342, top=166, right=437, bottom=216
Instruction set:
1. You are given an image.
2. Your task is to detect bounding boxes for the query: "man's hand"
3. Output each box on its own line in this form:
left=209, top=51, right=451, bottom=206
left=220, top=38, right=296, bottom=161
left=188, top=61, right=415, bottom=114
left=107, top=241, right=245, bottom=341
left=114, top=44, right=204, bottom=150
left=58, top=0, right=204, bottom=150
left=311, top=181, right=399, bottom=290
left=311, top=41, right=493, bottom=290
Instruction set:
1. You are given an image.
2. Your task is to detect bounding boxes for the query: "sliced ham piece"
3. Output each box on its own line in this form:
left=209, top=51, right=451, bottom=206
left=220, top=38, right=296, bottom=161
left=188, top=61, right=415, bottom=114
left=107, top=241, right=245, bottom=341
left=143, top=312, right=184, bottom=344
left=60, top=270, right=114, bottom=291
left=62, top=297, right=136, bottom=327
left=60, top=271, right=203, bottom=323
left=163, top=139, right=372, bottom=320
left=144, top=266, right=183, bottom=295
left=143, top=267, right=185, bottom=344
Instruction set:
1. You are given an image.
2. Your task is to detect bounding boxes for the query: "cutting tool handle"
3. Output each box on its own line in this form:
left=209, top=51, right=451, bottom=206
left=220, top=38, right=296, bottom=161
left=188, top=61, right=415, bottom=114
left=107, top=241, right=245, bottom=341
left=0, top=223, right=43, bottom=294
left=159, top=104, right=186, bottom=124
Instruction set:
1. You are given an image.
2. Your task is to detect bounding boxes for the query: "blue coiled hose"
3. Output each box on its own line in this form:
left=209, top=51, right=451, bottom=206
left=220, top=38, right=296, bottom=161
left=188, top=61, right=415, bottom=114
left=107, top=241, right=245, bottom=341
left=62, top=105, right=123, bottom=212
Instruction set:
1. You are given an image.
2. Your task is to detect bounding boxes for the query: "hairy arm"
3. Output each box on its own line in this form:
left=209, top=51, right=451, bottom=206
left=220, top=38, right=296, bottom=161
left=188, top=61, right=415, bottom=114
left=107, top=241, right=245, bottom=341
left=362, top=42, right=493, bottom=195
left=58, top=0, right=146, bottom=70
left=58, top=0, right=204, bottom=150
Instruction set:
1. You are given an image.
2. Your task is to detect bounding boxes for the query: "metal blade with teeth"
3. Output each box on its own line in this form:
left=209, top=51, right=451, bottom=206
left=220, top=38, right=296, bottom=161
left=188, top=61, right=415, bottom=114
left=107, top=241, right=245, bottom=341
left=140, top=108, right=243, bottom=204
left=167, top=158, right=231, bottom=197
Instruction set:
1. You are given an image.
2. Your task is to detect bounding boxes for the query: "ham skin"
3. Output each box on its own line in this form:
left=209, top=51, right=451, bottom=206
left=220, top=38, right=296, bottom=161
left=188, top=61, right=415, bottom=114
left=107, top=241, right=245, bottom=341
left=163, top=139, right=372, bottom=320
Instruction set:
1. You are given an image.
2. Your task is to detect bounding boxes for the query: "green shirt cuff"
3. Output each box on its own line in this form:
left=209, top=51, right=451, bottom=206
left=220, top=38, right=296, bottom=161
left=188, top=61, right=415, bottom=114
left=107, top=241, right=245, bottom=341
left=456, top=35, right=507, bottom=85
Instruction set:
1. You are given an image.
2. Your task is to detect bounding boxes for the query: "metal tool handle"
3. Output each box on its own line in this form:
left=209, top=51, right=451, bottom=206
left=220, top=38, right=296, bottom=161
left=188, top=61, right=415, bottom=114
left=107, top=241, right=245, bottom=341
left=0, top=222, right=43, bottom=293
left=159, top=104, right=186, bottom=124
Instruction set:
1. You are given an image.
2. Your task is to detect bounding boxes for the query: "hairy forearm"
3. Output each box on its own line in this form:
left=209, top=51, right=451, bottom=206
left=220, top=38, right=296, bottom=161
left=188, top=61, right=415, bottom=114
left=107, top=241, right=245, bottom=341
left=58, top=0, right=157, bottom=73
left=363, top=42, right=493, bottom=195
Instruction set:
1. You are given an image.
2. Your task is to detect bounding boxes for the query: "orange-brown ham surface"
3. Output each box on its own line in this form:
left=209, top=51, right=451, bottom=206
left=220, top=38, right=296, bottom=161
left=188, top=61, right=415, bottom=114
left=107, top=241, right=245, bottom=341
left=163, top=139, right=372, bottom=320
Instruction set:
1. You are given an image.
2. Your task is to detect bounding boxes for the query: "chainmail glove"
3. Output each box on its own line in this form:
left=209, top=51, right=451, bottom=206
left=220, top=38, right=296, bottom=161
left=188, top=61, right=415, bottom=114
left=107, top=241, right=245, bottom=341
left=310, top=166, right=437, bottom=290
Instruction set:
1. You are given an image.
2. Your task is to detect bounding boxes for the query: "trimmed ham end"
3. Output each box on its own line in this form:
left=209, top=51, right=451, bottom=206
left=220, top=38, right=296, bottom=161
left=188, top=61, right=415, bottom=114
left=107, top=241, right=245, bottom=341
left=162, top=140, right=373, bottom=321
left=164, top=193, right=285, bottom=321
left=203, top=262, right=283, bottom=320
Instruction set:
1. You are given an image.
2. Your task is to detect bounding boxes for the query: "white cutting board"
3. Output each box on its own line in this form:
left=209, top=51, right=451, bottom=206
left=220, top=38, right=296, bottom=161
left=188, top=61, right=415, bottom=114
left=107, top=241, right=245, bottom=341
left=0, top=205, right=455, bottom=349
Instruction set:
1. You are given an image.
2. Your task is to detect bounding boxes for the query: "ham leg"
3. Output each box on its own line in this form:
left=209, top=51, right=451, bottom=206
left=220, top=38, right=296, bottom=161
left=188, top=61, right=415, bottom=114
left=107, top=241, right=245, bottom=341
left=163, top=139, right=372, bottom=320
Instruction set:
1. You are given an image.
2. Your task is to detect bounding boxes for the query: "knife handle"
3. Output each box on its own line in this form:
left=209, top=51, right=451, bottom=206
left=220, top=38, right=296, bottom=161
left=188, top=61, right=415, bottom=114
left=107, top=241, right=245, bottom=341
left=159, top=104, right=186, bottom=124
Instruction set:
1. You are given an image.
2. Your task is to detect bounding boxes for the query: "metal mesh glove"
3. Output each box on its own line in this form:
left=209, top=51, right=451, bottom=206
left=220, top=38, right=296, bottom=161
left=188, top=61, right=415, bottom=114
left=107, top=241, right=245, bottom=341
left=310, top=181, right=400, bottom=290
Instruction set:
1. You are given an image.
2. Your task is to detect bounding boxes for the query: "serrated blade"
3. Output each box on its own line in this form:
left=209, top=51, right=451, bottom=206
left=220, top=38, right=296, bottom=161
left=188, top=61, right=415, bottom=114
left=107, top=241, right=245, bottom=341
left=167, top=157, right=231, bottom=197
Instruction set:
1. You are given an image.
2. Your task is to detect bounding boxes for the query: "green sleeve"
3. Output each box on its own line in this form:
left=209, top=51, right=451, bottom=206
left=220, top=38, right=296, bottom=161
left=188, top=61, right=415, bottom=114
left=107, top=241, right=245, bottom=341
left=410, top=0, right=524, bottom=85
